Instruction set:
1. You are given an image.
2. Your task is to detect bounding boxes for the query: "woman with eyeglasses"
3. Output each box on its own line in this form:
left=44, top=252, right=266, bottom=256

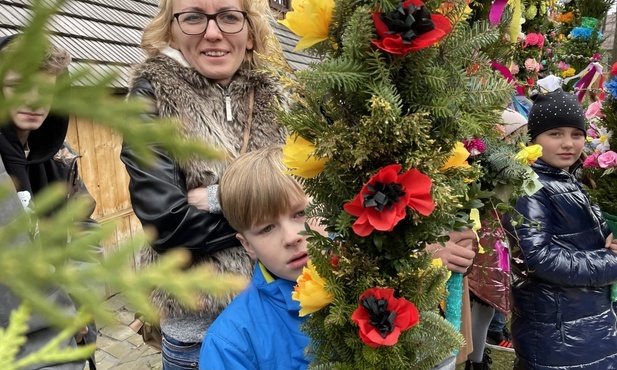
left=120, top=1, right=287, bottom=368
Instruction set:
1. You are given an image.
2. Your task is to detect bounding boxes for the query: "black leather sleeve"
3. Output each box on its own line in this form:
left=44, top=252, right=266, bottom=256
left=121, top=78, right=238, bottom=256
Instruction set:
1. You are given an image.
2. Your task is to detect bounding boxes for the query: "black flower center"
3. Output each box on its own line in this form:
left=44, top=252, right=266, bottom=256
left=361, top=295, right=397, bottom=338
left=379, top=2, right=435, bottom=44
left=363, top=181, right=406, bottom=212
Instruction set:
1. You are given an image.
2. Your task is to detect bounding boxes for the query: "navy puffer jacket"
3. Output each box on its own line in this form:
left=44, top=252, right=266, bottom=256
left=504, top=160, right=617, bottom=370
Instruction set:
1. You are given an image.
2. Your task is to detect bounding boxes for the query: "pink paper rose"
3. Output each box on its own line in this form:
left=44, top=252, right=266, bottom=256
left=598, top=151, right=617, bottom=169
left=524, top=33, right=539, bottom=48
left=585, top=101, right=605, bottom=120
left=524, top=58, right=540, bottom=72
left=583, top=152, right=600, bottom=168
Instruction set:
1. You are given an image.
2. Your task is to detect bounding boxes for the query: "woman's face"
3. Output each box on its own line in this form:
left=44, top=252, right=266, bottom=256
left=170, top=0, right=253, bottom=86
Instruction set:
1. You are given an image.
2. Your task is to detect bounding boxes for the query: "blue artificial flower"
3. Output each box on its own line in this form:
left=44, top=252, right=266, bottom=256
left=605, top=77, right=617, bottom=97
left=570, top=27, right=591, bottom=39
left=569, top=27, right=593, bottom=40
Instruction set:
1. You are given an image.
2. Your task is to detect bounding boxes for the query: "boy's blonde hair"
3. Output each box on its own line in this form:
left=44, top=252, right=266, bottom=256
left=219, top=146, right=306, bottom=232
left=141, top=0, right=277, bottom=70
left=1, top=36, right=71, bottom=76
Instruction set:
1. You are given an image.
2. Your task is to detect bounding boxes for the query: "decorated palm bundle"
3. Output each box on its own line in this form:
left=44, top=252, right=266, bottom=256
left=276, top=0, right=519, bottom=368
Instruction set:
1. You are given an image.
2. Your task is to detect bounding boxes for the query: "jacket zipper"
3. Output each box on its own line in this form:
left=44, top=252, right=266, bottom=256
left=65, top=153, right=80, bottom=244
left=222, top=85, right=232, bottom=122
left=555, top=293, right=565, bottom=342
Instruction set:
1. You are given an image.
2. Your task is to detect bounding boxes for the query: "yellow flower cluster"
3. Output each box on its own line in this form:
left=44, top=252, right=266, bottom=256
left=514, top=143, right=542, bottom=165
left=282, top=135, right=328, bottom=178
left=292, top=261, right=334, bottom=317
left=278, top=0, right=335, bottom=51
left=561, top=67, right=576, bottom=78
left=439, top=142, right=471, bottom=171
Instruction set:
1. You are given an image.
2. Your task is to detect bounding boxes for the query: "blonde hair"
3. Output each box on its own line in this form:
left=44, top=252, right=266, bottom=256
left=219, top=146, right=306, bottom=232
left=141, top=0, right=277, bottom=69
left=1, top=36, right=70, bottom=76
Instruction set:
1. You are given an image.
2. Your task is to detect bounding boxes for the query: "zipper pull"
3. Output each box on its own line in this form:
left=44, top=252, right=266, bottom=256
left=224, top=88, right=232, bottom=122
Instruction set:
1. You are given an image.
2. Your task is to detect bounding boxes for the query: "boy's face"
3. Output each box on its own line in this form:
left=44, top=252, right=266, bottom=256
left=533, top=127, right=585, bottom=170
left=3, top=71, right=56, bottom=141
left=237, top=198, right=312, bottom=281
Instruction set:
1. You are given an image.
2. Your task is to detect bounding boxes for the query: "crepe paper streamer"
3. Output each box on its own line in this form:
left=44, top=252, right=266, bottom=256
left=490, top=61, right=525, bottom=96
left=565, top=62, right=603, bottom=103
left=445, top=272, right=463, bottom=354
left=489, top=0, right=509, bottom=26
left=509, top=0, right=522, bottom=43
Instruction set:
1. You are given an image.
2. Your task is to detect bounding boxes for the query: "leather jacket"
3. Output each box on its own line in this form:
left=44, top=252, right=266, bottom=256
left=121, top=78, right=238, bottom=257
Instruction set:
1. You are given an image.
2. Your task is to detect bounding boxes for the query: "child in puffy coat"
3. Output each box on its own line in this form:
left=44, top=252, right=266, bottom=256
left=504, top=87, right=617, bottom=370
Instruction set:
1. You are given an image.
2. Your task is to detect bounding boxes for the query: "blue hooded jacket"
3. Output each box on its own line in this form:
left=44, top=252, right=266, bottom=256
left=199, top=263, right=309, bottom=369
left=504, top=159, right=617, bottom=370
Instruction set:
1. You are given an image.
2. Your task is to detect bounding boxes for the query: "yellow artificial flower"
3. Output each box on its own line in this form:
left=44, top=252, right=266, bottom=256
left=561, top=67, right=576, bottom=78
left=278, top=0, right=334, bottom=51
left=469, top=208, right=485, bottom=254
left=439, top=142, right=471, bottom=171
left=292, top=260, right=334, bottom=317
left=437, top=1, right=472, bottom=20
left=514, top=143, right=543, bottom=165
left=282, top=135, right=328, bottom=178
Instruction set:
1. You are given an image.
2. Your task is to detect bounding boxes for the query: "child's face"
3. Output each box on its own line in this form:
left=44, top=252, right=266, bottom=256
left=532, top=127, right=585, bottom=170
left=3, top=71, right=56, bottom=142
left=237, top=198, right=311, bottom=281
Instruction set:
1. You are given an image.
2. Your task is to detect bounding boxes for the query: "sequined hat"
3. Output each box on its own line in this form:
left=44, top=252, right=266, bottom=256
left=527, top=88, right=586, bottom=139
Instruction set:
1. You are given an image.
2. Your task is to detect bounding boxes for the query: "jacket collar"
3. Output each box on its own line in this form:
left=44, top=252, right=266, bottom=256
left=160, top=46, right=191, bottom=68
left=531, top=159, right=572, bottom=179
left=254, top=262, right=301, bottom=314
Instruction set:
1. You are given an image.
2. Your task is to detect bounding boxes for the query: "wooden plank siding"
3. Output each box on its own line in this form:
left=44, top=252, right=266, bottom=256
left=66, top=109, right=144, bottom=295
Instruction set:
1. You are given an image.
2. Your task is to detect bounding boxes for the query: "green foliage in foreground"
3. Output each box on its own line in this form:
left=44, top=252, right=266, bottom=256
left=0, top=0, right=245, bottom=367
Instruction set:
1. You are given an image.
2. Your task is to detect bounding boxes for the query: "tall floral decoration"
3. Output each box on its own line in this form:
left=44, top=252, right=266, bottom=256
left=278, top=0, right=513, bottom=367
left=553, top=0, right=613, bottom=92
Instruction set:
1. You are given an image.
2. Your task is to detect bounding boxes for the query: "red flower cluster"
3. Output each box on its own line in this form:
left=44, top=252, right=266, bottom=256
left=351, top=287, right=420, bottom=347
left=611, top=62, right=617, bottom=76
left=371, top=0, right=452, bottom=55
left=343, top=164, right=435, bottom=237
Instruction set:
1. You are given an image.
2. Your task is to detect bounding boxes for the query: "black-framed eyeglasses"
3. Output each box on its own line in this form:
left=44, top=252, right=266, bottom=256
left=173, top=10, right=248, bottom=35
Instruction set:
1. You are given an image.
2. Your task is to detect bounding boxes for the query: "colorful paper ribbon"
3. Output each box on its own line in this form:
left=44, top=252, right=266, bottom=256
left=490, top=61, right=525, bottom=96
left=564, top=62, right=603, bottom=103
left=489, top=0, right=509, bottom=26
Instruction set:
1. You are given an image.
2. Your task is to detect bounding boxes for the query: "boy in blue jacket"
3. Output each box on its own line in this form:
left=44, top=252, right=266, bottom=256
left=199, top=146, right=326, bottom=369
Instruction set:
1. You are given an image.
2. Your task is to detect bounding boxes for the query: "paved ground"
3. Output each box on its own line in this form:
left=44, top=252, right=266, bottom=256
left=91, top=294, right=162, bottom=370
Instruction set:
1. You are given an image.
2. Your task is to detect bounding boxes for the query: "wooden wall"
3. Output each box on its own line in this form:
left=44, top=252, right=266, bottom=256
left=66, top=113, right=144, bottom=294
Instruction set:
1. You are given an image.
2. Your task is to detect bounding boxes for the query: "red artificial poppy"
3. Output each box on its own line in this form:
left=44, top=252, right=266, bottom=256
left=351, top=287, right=420, bottom=348
left=611, top=62, right=617, bottom=76
left=371, top=0, right=452, bottom=55
left=343, top=164, right=435, bottom=237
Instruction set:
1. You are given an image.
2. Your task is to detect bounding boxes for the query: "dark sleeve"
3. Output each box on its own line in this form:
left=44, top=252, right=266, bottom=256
left=120, top=79, right=238, bottom=256
left=511, top=191, right=617, bottom=287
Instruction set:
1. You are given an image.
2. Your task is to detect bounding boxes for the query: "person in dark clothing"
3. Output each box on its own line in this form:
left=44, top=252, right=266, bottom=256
left=0, top=34, right=100, bottom=369
left=504, top=86, right=617, bottom=370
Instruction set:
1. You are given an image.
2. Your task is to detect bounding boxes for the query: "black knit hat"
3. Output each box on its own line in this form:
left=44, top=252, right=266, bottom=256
left=527, top=88, right=587, bottom=139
